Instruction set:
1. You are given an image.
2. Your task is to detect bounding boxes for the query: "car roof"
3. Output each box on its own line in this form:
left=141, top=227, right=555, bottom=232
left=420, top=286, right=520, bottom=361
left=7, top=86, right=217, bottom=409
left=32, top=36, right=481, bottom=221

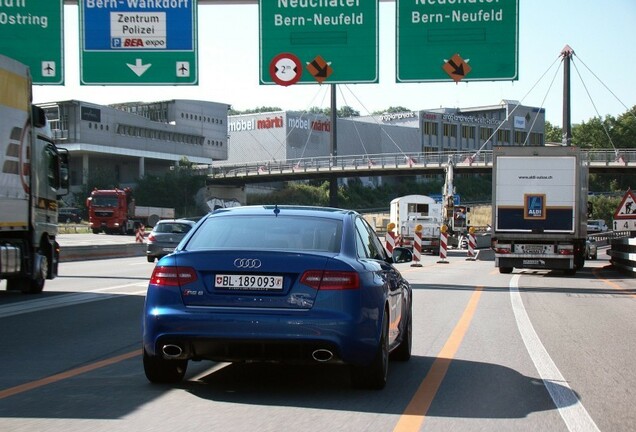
left=155, top=218, right=196, bottom=225
left=205, top=205, right=357, bottom=221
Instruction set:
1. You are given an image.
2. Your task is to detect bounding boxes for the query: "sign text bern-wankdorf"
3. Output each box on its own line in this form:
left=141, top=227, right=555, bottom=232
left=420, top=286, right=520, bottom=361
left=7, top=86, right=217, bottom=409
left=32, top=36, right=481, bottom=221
left=397, top=0, right=519, bottom=82
left=260, top=0, right=378, bottom=85
left=0, top=0, right=64, bottom=85
left=80, top=0, right=197, bottom=85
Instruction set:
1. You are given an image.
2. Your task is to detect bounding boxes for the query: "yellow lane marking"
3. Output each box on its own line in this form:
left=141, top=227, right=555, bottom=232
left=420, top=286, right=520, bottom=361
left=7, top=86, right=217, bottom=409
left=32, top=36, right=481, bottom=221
left=393, top=287, right=483, bottom=432
left=0, top=350, right=140, bottom=400
left=593, top=267, right=636, bottom=298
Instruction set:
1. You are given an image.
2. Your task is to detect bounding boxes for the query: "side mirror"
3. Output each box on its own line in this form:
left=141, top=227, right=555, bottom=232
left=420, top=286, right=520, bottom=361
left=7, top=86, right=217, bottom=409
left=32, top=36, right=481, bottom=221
left=392, top=247, right=413, bottom=264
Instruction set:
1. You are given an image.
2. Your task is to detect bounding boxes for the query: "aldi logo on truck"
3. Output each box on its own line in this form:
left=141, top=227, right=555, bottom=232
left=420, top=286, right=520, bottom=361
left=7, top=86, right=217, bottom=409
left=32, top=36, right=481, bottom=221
left=524, top=194, right=546, bottom=220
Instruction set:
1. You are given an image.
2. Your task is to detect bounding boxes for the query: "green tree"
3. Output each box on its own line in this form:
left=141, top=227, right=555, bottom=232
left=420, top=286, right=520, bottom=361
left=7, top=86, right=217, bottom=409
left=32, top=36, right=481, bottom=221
left=544, top=121, right=562, bottom=143
left=372, top=106, right=411, bottom=115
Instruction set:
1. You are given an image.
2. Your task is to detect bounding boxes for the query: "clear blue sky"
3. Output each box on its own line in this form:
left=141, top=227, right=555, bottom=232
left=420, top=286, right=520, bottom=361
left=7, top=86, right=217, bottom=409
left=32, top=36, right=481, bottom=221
left=33, top=0, right=636, bottom=127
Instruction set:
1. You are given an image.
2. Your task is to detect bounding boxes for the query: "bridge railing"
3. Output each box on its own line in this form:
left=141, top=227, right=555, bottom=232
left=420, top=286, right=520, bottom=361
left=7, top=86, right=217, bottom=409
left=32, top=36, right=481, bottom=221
left=208, top=148, right=634, bottom=179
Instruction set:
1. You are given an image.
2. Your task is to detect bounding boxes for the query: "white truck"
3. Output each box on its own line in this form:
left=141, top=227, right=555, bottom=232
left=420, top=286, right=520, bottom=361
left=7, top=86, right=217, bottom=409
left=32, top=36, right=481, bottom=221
left=1, top=55, right=69, bottom=293
left=390, top=195, right=442, bottom=254
left=491, top=146, right=588, bottom=275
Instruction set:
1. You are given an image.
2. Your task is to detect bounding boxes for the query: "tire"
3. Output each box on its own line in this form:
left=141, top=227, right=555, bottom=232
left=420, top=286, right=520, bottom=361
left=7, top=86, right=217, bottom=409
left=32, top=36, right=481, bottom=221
left=147, top=256, right=155, bottom=263
left=6, top=251, right=46, bottom=294
left=92, top=229, right=100, bottom=234
left=499, top=267, right=513, bottom=274
left=592, top=253, right=597, bottom=260
left=564, top=268, right=577, bottom=276
left=143, top=349, right=187, bottom=384
left=391, top=302, right=412, bottom=362
left=351, top=312, right=389, bottom=390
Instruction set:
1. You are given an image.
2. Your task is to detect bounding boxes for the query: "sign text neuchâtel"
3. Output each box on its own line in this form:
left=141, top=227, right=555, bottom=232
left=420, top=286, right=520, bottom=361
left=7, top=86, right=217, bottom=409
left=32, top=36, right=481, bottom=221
left=85, top=0, right=190, bottom=8
left=275, top=0, right=364, bottom=27
left=412, top=0, right=504, bottom=24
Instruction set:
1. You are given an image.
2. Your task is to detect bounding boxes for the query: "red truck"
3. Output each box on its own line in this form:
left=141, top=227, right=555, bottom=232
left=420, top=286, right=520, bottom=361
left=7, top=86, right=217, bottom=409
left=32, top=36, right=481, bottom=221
left=86, top=187, right=174, bottom=235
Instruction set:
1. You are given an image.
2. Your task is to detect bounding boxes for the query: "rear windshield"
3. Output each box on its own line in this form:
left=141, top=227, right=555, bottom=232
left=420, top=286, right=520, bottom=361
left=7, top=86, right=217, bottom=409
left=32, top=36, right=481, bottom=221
left=185, top=215, right=342, bottom=253
left=154, top=223, right=193, bottom=234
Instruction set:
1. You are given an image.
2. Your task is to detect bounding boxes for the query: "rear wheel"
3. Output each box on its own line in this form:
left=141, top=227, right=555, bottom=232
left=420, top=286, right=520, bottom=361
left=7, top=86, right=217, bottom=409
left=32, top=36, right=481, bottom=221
left=147, top=256, right=155, bottom=263
left=499, top=267, right=513, bottom=274
left=6, top=251, right=46, bottom=294
left=391, top=304, right=412, bottom=362
left=143, top=349, right=187, bottom=384
left=351, top=312, right=389, bottom=390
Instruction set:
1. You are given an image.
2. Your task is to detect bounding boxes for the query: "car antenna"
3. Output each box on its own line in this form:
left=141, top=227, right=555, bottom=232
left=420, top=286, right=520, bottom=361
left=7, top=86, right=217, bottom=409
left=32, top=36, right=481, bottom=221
left=273, top=205, right=280, bottom=217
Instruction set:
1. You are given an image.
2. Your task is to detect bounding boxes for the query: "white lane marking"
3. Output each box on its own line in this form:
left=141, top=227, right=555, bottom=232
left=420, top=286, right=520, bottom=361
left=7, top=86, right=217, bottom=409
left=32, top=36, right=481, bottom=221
left=510, top=274, right=600, bottom=432
left=0, top=282, right=148, bottom=319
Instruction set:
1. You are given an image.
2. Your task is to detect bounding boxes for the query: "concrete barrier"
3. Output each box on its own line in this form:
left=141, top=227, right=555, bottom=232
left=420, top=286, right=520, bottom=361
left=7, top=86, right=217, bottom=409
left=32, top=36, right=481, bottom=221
left=60, top=243, right=146, bottom=262
left=608, top=237, right=636, bottom=275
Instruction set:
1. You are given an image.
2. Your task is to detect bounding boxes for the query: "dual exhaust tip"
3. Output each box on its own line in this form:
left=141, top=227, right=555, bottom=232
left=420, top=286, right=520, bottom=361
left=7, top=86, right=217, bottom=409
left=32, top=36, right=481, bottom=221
left=162, top=344, right=334, bottom=362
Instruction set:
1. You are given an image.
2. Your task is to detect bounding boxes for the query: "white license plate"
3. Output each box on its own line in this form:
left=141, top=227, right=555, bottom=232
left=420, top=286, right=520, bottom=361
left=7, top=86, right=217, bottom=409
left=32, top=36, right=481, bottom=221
left=215, top=274, right=283, bottom=290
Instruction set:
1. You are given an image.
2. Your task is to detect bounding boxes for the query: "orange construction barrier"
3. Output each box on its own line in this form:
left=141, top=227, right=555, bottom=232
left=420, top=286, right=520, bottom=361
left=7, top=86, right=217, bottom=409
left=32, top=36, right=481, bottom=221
left=437, top=225, right=449, bottom=264
left=136, top=225, right=145, bottom=243
left=411, top=228, right=423, bottom=267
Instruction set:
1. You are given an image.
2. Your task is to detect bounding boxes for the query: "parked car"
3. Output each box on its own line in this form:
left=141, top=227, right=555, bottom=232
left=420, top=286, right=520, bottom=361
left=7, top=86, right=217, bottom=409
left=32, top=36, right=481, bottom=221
left=585, top=239, right=598, bottom=260
left=142, top=205, right=414, bottom=389
left=58, top=207, right=82, bottom=224
left=146, top=219, right=196, bottom=263
left=587, top=219, right=608, bottom=233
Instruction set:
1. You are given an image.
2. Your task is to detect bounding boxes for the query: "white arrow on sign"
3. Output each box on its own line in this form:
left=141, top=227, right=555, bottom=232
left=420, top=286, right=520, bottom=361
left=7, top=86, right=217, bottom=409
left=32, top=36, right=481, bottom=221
left=127, top=59, right=151, bottom=77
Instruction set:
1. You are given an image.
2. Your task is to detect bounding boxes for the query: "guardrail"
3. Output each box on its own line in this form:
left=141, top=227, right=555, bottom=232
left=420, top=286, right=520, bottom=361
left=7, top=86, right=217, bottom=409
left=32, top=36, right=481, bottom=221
left=607, top=236, right=636, bottom=275
left=60, top=243, right=146, bottom=262
left=207, top=149, right=636, bottom=180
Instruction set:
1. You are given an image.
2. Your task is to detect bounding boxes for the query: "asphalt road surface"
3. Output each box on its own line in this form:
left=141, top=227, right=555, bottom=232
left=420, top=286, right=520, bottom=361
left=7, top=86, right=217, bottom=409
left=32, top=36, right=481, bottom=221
left=0, top=247, right=634, bottom=432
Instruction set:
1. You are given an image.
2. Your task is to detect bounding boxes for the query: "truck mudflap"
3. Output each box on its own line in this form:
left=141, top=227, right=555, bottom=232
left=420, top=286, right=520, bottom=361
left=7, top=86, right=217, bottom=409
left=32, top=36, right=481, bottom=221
left=496, top=255, right=574, bottom=270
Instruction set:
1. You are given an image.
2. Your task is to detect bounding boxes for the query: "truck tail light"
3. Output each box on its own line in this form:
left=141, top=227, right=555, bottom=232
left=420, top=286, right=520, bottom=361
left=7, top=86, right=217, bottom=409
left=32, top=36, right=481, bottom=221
left=557, top=245, right=574, bottom=255
left=150, top=266, right=198, bottom=287
left=493, top=243, right=511, bottom=254
left=300, top=270, right=360, bottom=290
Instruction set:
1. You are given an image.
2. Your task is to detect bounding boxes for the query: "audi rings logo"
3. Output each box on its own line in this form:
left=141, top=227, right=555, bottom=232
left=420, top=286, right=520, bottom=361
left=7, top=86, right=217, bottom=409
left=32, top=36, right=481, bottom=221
left=233, top=258, right=262, bottom=269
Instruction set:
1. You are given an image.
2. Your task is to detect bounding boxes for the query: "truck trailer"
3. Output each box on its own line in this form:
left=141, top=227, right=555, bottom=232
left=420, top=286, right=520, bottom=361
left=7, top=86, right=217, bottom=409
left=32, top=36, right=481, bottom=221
left=0, top=55, right=69, bottom=293
left=491, top=146, right=588, bottom=275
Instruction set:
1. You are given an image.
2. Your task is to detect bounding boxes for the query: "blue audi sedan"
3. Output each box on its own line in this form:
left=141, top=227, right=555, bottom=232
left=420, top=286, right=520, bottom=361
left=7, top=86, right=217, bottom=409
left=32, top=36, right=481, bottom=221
left=142, top=205, right=413, bottom=389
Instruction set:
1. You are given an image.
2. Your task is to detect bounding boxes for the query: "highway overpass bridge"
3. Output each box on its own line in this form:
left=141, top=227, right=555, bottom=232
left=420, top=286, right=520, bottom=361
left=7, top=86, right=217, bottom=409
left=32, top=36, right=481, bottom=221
left=205, top=149, right=636, bottom=186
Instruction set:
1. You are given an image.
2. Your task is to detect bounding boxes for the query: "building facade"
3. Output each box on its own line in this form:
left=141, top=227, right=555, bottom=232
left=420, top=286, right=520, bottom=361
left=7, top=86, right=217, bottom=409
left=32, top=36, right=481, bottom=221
left=39, top=99, right=230, bottom=191
left=226, top=100, right=546, bottom=164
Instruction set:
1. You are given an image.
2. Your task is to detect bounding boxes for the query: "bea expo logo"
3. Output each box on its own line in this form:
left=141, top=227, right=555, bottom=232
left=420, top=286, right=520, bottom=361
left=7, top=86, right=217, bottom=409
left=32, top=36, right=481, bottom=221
left=111, top=38, right=166, bottom=48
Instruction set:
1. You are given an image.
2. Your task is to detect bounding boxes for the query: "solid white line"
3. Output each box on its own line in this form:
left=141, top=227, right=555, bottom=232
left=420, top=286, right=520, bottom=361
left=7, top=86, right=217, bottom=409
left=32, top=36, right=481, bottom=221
left=510, top=274, right=600, bottom=432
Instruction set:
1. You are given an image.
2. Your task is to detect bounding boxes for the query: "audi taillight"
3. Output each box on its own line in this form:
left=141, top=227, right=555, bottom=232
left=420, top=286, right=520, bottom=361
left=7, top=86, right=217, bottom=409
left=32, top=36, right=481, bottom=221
left=150, top=266, right=197, bottom=287
left=300, top=270, right=360, bottom=290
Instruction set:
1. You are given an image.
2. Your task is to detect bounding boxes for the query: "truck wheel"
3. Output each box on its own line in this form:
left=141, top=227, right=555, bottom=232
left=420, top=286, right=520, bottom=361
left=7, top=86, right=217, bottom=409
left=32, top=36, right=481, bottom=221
left=6, top=252, right=46, bottom=294
left=499, top=267, right=513, bottom=274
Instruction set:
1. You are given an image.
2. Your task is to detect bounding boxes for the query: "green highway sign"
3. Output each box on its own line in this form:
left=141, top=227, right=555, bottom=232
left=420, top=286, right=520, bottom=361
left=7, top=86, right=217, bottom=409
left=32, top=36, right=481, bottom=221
left=397, top=0, right=519, bottom=82
left=80, top=0, right=197, bottom=85
left=260, top=0, right=378, bottom=85
left=0, top=0, right=64, bottom=85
